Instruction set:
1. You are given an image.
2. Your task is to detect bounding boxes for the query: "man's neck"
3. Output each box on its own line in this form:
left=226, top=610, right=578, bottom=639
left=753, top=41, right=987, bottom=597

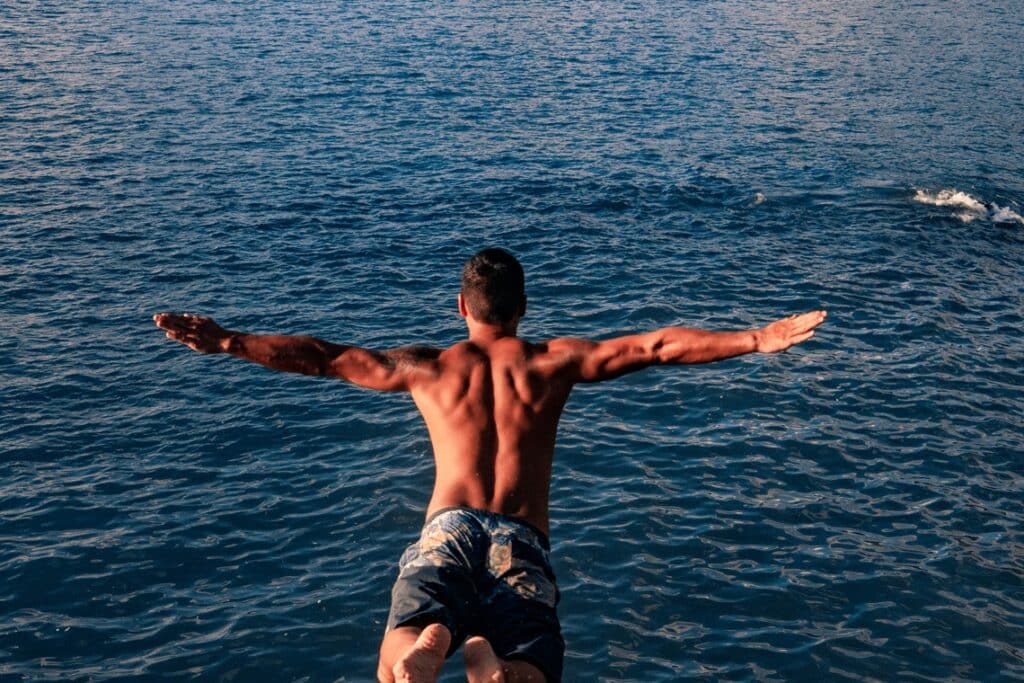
left=466, top=320, right=518, bottom=344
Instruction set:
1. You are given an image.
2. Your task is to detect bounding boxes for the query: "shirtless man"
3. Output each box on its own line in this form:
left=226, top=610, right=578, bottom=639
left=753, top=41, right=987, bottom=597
left=154, top=248, right=826, bottom=683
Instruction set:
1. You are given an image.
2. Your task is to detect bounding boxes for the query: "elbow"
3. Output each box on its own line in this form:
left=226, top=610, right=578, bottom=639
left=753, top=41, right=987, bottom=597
left=648, top=333, right=672, bottom=364
left=651, top=340, right=668, bottom=364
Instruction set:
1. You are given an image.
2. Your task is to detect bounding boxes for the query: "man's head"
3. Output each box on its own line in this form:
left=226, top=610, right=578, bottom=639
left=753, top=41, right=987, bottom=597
left=459, top=248, right=526, bottom=326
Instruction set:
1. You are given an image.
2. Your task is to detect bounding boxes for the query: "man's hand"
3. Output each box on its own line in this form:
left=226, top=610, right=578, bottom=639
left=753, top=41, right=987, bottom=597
left=154, top=313, right=231, bottom=353
left=755, top=310, right=827, bottom=353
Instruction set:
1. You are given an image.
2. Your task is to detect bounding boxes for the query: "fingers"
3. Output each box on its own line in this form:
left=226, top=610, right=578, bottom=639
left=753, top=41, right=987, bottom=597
left=164, top=327, right=213, bottom=353
left=165, top=329, right=191, bottom=345
left=153, top=312, right=206, bottom=332
left=763, top=310, right=826, bottom=351
left=793, top=330, right=815, bottom=345
left=790, top=310, right=827, bottom=334
left=154, top=312, right=183, bottom=330
left=797, top=310, right=826, bottom=323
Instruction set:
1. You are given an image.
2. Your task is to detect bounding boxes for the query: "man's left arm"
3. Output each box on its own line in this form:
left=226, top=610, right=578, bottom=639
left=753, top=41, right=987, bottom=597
left=548, top=310, right=827, bottom=383
left=153, top=313, right=438, bottom=391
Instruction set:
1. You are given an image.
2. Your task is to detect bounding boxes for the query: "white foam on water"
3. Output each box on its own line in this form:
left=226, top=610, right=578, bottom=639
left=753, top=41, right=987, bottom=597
left=914, top=188, right=986, bottom=211
left=990, top=206, right=1024, bottom=225
left=913, top=188, right=1023, bottom=224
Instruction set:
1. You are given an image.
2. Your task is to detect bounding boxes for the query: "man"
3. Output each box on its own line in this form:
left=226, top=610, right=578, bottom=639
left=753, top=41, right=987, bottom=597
left=154, top=248, right=826, bottom=682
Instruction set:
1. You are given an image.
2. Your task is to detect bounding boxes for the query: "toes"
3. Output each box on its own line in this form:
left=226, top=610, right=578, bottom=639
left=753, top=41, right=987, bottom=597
left=417, top=623, right=451, bottom=654
left=464, top=636, right=504, bottom=683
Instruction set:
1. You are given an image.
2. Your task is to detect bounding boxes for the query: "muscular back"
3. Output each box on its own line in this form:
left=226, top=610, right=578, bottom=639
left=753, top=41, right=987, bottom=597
left=407, top=338, right=575, bottom=535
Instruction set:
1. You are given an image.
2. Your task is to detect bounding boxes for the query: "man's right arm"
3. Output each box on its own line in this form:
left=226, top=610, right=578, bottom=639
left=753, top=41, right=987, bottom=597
left=551, top=310, right=826, bottom=383
left=154, top=313, right=438, bottom=391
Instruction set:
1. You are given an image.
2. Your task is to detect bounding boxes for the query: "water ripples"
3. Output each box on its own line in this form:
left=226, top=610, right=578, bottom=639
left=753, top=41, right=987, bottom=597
left=3, top=0, right=1024, bottom=680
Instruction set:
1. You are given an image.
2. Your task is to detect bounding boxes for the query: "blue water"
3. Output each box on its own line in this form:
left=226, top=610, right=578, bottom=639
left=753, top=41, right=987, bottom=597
left=2, top=1, right=1023, bottom=680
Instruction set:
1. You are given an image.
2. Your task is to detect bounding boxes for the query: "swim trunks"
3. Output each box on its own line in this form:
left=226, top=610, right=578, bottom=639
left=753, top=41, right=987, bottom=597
left=386, top=506, right=563, bottom=682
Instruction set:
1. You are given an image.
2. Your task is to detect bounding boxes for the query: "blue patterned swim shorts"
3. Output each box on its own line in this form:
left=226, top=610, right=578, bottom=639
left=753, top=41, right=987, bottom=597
left=386, top=506, right=563, bottom=682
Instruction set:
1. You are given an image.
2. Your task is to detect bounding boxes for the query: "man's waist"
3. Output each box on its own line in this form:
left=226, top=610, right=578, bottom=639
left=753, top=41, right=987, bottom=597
left=423, top=501, right=552, bottom=548
left=424, top=505, right=550, bottom=549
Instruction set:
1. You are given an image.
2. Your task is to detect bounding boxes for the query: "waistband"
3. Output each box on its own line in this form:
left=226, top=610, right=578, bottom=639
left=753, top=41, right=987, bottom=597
left=425, top=506, right=550, bottom=550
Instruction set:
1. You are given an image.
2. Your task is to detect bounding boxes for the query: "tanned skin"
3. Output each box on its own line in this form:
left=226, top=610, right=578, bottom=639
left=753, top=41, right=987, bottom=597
left=154, top=298, right=826, bottom=682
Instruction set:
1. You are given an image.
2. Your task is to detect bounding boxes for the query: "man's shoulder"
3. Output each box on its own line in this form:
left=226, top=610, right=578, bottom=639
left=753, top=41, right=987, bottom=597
left=385, top=345, right=443, bottom=363
left=526, top=337, right=594, bottom=378
left=534, top=336, right=593, bottom=355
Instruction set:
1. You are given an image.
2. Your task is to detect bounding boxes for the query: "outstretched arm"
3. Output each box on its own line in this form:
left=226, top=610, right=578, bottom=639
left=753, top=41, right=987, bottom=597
left=553, top=310, right=826, bottom=383
left=153, top=313, right=439, bottom=391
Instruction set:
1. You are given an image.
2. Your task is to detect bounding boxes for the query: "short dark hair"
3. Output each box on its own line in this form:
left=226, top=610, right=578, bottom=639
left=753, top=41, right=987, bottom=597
left=461, top=248, right=526, bottom=324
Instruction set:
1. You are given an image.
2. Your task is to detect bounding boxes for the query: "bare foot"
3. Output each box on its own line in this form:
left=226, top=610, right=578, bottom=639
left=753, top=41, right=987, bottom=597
left=463, top=636, right=505, bottom=683
left=393, top=623, right=451, bottom=683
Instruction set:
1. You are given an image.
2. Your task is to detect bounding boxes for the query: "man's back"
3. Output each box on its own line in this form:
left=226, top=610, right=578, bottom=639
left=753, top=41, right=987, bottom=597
left=409, top=336, right=575, bottom=536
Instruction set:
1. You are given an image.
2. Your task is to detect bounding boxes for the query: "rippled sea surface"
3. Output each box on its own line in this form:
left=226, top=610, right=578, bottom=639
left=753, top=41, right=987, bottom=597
left=3, top=2, right=1023, bottom=680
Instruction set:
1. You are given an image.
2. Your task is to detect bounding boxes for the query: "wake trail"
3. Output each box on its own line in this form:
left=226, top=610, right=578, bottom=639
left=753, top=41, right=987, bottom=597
left=914, top=188, right=1024, bottom=225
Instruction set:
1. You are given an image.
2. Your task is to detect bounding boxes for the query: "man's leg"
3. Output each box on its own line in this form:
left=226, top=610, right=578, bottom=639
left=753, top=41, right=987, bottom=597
left=377, top=623, right=452, bottom=683
left=464, top=637, right=546, bottom=683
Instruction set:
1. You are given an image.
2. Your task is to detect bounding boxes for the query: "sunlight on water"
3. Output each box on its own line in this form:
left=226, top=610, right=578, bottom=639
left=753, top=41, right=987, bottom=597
left=1, top=1, right=1023, bottom=681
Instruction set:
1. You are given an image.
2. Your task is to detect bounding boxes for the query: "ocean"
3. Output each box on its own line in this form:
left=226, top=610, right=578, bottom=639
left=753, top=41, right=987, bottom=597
left=2, top=1, right=1022, bottom=680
